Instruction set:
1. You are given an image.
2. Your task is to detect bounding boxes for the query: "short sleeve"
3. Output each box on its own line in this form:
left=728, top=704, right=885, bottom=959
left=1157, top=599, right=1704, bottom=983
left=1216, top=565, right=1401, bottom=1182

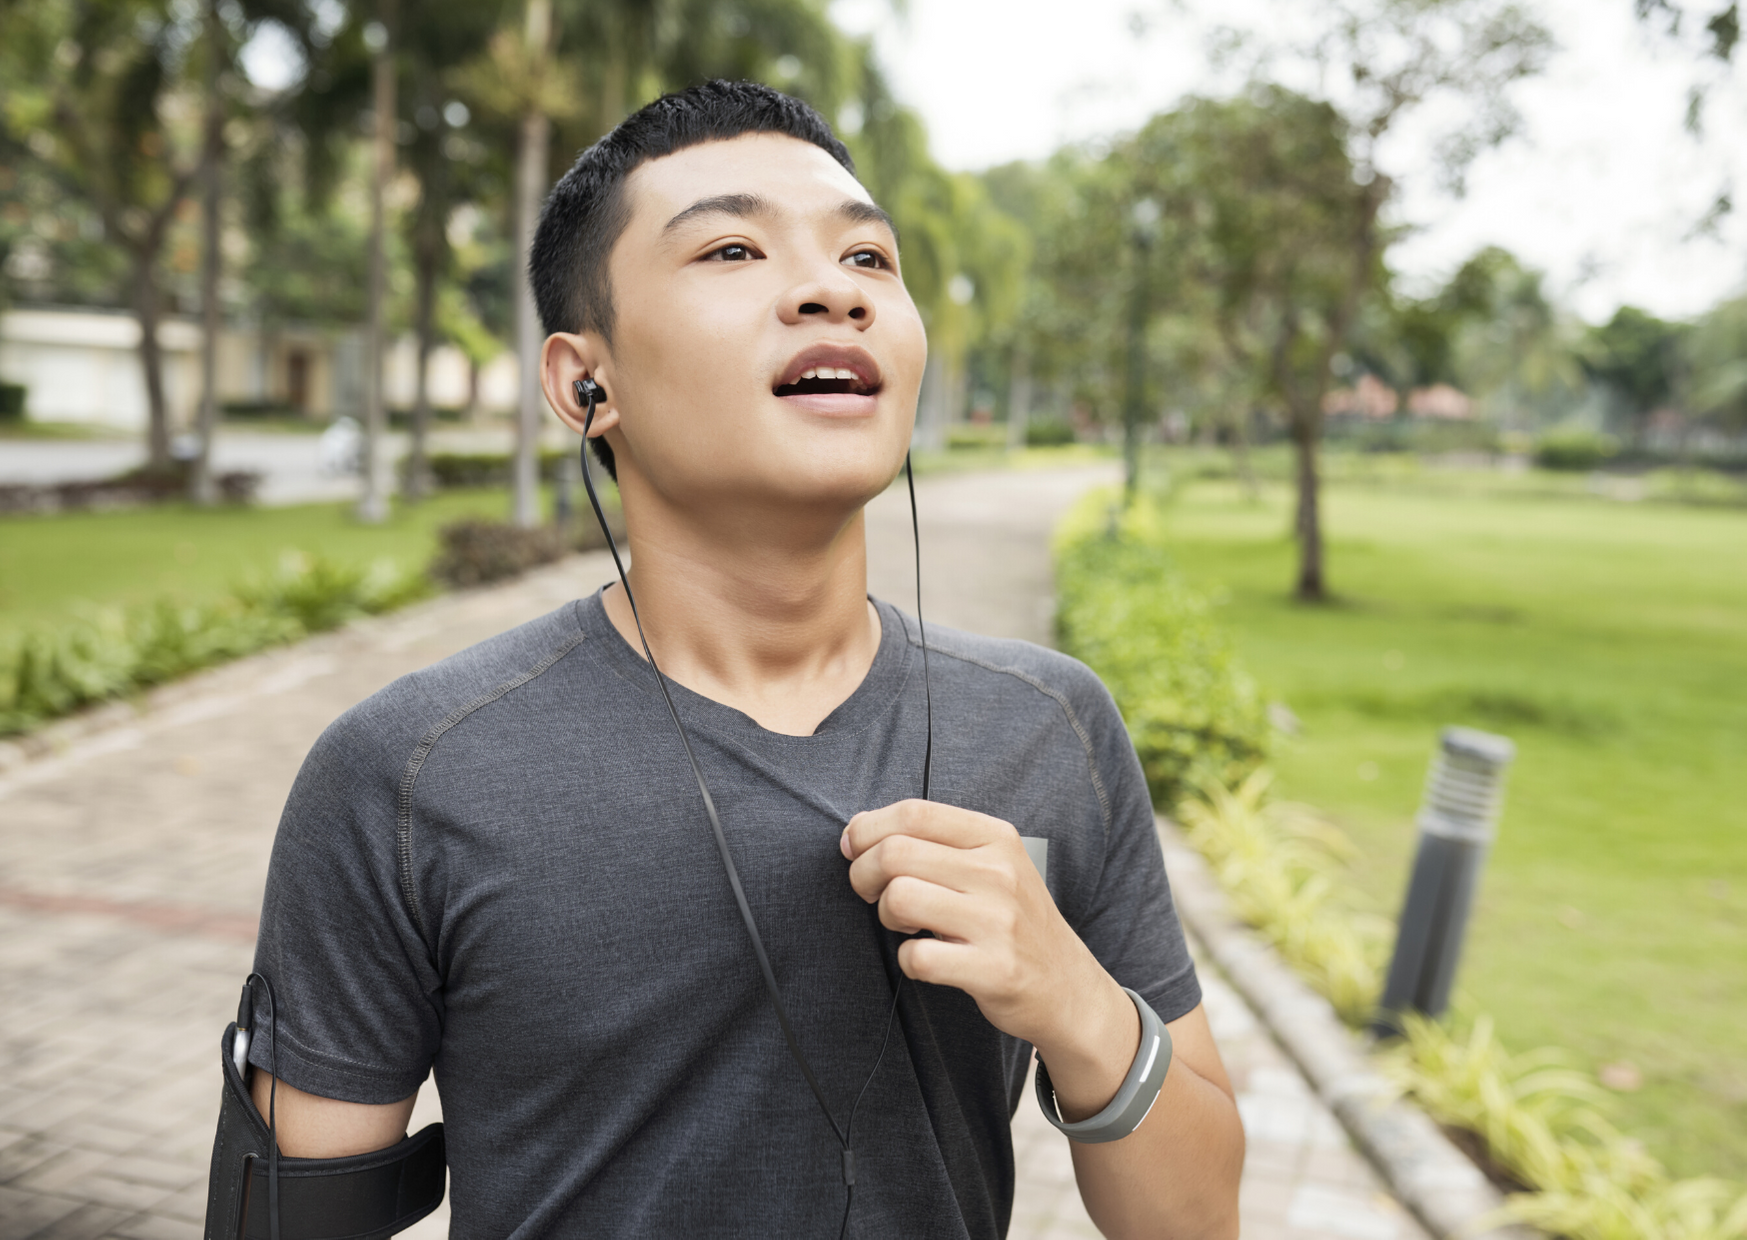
left=249, top=694, right=444, bottom=1104
left=1065, top=669, right=1202, bottom=1024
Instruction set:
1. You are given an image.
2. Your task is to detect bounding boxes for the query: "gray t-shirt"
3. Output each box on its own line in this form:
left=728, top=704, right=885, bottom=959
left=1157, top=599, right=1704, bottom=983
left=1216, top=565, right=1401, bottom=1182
left=252, top=591, right=1200, bottom=1239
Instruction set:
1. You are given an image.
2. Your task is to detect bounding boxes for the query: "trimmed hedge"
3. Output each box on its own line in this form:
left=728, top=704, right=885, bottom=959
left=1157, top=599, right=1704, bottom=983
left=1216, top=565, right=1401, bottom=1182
left=421, top=449, right=568, bottom=490
left=1053, top=489, right=1269, bottom=807
left=0, top=554, right=429, bottom=737
left=1535, top=428, right=1619, bottom=472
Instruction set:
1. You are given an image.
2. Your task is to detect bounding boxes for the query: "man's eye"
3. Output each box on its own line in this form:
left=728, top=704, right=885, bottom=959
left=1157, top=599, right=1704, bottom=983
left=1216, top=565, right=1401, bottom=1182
left=845, top=250, right=888, bottom=270
left=706, top=243, right=758, bottom=262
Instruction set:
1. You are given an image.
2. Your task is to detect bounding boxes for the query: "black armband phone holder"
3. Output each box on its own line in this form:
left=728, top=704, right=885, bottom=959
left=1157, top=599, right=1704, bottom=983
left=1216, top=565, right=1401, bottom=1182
left=204, top=977, right=446, bottom=1240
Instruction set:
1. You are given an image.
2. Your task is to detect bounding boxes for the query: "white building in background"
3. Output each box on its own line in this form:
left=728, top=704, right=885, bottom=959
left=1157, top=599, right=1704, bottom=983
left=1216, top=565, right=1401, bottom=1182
left=0, top=305, right=517, bottom=430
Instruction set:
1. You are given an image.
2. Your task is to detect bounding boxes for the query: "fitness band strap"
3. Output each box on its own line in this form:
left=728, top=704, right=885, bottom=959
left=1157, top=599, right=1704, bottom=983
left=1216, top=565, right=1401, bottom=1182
left=1034, top=988, right=1172, bottom=1144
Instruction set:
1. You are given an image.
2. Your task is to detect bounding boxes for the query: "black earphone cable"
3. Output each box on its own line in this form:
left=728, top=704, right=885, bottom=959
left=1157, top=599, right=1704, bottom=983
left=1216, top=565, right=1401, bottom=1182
left=244, top=971, right=283, bottom=1240
left=574, top=381, right=931, bottom=1240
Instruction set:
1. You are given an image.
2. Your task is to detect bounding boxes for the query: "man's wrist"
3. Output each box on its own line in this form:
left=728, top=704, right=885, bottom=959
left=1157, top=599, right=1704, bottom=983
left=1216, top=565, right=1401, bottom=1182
left=1029, top=970, right=1140, bottom=1122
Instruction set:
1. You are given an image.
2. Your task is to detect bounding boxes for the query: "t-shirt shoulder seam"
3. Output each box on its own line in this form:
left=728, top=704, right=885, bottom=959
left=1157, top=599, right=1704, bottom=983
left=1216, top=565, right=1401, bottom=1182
left=395, top=618, right=588, bottom=944
left=913, top=641, right=1114, bottom=842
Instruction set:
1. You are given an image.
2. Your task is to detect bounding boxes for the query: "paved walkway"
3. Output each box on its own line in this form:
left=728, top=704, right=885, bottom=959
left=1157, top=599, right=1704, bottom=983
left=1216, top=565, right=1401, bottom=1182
left=0, top=466, right=1428, bottom=1240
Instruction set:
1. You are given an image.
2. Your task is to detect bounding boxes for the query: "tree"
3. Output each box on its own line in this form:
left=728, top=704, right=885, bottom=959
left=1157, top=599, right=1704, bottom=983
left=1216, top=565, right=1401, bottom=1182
left=1685, top=294, right=1747, bottom=433
left=2, top=0, right=205, bottom=470
left=1202, top=0, right=1552, bottom=600
left=1582, top=305, right=1687, bottom=445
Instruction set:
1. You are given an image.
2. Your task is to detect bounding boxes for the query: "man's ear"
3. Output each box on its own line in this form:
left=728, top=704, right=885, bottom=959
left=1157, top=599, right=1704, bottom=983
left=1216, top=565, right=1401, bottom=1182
left=541, top=332, right=619, bottom=438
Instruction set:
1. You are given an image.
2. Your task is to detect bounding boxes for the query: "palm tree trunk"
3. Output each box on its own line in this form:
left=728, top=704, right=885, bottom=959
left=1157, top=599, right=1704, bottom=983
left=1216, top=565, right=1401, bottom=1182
left=408, top=244, right=437, bottom=499
left=190, top=0, right=225, bottom=505
left=511, top=0, right=554, bottom=529
left=357, top=1, right=397, bottom=524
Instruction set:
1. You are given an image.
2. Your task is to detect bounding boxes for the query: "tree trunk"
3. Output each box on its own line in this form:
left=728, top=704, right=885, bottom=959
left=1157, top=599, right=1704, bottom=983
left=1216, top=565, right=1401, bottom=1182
left=133, top=252, right=174, bottom=473
left=407, top=237, right=437, bottom=500
left=1006, top=348, right=1031, bottom=450
left=511, top=0, right=554, bottom=529
left=357, top=2, right=397, bottom=524
left=1121, top=236, right=1151, bottom=503
left=190, top=0, right=225, bottom=505
left=1230, top=405, right=1258, bottom=500
left=1291, top=409, right=1325, bottom=601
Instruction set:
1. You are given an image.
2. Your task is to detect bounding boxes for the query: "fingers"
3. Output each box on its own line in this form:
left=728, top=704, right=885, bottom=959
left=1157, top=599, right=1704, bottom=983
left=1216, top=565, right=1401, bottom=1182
left=847, top=832, right=1006, bottom=904
left=842, top=799, right=1015, bottom=860
left=875, top=874, right=988, bottom=940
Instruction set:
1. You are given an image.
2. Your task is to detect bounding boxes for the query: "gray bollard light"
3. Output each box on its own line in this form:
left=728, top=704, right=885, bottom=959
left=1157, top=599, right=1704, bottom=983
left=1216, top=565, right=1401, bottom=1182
left=1371, top=726, right=1516, bottom=1037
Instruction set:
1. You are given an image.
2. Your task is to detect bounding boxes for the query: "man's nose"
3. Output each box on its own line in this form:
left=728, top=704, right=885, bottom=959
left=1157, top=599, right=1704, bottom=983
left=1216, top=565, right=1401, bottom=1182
left=779, top=265, right=874, bottom=327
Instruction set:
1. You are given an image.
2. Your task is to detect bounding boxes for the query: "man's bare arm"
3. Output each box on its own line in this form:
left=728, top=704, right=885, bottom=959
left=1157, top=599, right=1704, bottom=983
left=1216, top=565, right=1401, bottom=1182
left=1068, top=1003, right=1244, bottom=1239
left=248, top=1073, right=417, bottom=1159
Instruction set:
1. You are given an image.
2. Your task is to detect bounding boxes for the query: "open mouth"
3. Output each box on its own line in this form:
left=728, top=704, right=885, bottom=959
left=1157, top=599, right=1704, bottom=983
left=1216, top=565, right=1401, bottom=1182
left=773, top=367, right=880, bottom=399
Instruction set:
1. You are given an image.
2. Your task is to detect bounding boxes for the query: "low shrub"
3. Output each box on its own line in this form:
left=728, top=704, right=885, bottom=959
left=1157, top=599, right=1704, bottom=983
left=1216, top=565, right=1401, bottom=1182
left=430, top=519, right=571, bottom=588
left=422, top=449, right=568, bottom=490
left=0, top=553, right=430, bottom=737
left=429, top=504, right=625, bottom=588
left=1025, top=417, right=1077, bottom=447
left=1535, top=428, right=1619, bottom=472
left=0, top=382, right=25, bottom=420
left=0, top=462, right=262, bottom=514
left=1053, top=489, right=1269, bottom=807
left=946, top=424, right=1008, bottom=450
left=1176, top=771, right=1388, bottom=1023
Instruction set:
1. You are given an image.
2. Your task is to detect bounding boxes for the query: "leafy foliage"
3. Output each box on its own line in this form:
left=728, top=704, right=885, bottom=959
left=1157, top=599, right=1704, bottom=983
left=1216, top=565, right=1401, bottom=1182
left=1177, top=770, right=1388, bottom=1023
left=1053, top=488, right=1269, bottom=807
left=0, top=553, right=430, bottom=737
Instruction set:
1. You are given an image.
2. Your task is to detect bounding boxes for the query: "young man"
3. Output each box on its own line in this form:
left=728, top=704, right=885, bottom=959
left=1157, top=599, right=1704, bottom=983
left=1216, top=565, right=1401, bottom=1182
left=248, top=81, right=1243, bottom=1238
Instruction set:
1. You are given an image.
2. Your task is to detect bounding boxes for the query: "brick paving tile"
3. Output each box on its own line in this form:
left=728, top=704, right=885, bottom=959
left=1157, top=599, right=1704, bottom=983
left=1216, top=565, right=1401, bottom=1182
left=0, top=467, right=1435, bottom=1240
left=21, top=1202, right=134, bottom=1240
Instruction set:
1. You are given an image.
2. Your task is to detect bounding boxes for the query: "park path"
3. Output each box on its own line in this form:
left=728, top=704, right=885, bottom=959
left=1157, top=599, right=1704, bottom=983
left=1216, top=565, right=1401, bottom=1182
left=0, top=465, right=1429, bottom=1240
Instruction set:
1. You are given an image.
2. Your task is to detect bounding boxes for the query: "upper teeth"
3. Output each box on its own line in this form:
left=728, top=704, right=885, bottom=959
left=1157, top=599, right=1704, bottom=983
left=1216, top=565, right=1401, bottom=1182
left=799, top=367, right=857, bottom=382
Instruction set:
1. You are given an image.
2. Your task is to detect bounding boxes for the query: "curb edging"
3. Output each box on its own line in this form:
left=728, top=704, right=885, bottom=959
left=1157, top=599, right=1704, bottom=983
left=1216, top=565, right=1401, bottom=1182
left=1157, top=817, right=1536, bottom=1240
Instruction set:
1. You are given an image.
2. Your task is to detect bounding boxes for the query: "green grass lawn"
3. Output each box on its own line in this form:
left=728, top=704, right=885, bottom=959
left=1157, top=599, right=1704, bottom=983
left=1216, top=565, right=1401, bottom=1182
left=1146, top=457, right=1747, bottom=1182
left=0, top=488, right=529, bottom=638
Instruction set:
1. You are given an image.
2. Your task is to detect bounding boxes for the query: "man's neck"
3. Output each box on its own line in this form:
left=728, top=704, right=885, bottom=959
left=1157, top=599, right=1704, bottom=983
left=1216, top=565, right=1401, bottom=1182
left=600, top=490, right=882, bottom=737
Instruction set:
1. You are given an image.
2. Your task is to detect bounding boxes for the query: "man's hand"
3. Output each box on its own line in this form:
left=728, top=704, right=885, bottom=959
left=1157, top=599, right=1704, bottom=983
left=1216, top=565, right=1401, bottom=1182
left=842, top=799, right=1244, bottom=1239
left=841, top=799, right=1139, bottom=1121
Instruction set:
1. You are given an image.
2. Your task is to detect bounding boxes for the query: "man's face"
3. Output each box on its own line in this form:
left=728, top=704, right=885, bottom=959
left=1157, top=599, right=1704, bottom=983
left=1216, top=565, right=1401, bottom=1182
left=595, top=132, right=927, bottom=515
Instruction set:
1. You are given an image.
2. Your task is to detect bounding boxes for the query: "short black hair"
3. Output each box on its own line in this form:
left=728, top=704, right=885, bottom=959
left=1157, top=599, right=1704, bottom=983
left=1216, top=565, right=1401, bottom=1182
left=531, top=80, right=856, bottom=479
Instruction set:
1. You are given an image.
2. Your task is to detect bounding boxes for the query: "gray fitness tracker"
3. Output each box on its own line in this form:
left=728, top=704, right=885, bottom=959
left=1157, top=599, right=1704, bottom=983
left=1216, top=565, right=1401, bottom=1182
left=1034, top=987, right=1172, bottom=1144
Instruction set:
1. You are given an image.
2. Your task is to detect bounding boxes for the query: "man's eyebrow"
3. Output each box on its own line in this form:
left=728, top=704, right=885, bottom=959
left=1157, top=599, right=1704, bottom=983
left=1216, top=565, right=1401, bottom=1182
left=838, top=199, right=899, bottom=242
left=661, top=193, right=774, bottom=234
left=660, top=192, right=899, bottom=243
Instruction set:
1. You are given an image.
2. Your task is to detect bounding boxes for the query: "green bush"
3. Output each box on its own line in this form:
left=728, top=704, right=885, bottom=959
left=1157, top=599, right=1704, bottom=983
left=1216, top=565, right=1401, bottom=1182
left=429, top=503, right=625, bottom=588
left=429, top=519, right=571, bottom=588
left=0, top=382, right=25, bottom=420
left=945, top=423, right=1008, bottom=450
left=1025, top=417, right=1077, bottom=447
left=422, top=449, right=568, bottom=489
left=0, top=553, right=430, bottom=737
left=1535, top=428, right=1619, bottom=472
left=1053, top=490, right=1269, bottom=806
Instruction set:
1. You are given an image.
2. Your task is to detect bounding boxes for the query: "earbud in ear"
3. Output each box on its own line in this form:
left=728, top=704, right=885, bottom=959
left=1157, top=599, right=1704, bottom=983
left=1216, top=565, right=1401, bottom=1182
left=573, top=377, right=604, bottom=429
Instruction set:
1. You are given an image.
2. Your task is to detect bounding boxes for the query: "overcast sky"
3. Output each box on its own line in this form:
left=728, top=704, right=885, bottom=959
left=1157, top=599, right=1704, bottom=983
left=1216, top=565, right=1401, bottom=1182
left=831, top=0, right=1747, bottom=323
